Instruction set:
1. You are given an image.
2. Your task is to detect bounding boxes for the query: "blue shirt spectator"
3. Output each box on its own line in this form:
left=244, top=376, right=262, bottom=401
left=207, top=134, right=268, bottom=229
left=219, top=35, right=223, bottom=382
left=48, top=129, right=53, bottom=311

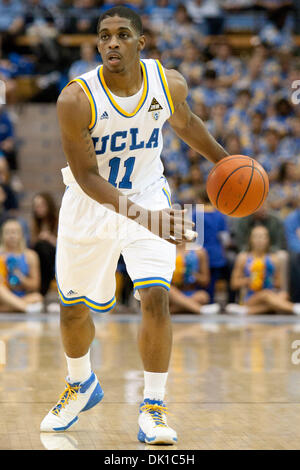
left=0, top=108, right=14, bottom=142
left=145, top=0, right=177, bottom=31
left=69, top=42, right=100, bottom=81
left=284, top=208, right=300, bottom=253
left=0, top=0, right=24, bottom=33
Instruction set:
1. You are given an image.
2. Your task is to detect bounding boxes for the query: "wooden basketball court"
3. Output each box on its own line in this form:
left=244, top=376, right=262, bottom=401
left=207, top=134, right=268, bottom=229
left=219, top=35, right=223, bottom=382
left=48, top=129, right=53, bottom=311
left=1, top=312, right=300, bottom=450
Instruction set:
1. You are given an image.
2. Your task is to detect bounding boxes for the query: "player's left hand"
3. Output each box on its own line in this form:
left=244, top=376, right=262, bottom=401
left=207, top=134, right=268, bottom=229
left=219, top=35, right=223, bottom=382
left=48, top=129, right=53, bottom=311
left=149, top=208, right=198, bottom=245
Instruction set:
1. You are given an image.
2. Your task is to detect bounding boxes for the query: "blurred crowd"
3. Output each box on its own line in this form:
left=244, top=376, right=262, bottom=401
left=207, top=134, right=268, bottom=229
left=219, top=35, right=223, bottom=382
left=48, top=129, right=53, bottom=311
left=0, top=0, right=299, bottom=314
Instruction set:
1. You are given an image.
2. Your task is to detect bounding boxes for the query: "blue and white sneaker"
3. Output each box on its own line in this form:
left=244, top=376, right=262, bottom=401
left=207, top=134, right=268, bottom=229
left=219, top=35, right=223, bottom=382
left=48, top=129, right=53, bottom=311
left=40, top=371, right=104, bottom=432
left=138, top=399, right=178, bottom=445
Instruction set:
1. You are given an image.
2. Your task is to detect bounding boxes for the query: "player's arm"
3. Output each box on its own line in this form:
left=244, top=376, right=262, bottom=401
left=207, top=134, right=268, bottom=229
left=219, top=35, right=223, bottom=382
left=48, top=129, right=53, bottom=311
left=57, top=83, right=194, bottom=244
left=166, top=68, right=229, bottom=164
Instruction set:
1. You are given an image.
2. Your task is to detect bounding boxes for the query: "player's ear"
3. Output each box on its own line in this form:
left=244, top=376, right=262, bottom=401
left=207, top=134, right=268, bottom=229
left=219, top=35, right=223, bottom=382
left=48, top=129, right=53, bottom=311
left=137, top=35, right=146, bottom=52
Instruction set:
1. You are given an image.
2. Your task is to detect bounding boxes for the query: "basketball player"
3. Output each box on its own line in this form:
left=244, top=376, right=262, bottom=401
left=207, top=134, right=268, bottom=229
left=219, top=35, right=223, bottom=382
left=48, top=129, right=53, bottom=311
left=40, top=6, right=228, bottom=444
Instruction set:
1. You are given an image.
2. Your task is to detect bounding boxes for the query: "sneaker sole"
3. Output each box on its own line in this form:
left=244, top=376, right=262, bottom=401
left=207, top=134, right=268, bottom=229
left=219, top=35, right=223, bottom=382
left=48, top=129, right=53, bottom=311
left=44, top=382, right=104, bottom=432
left=138, top=427, right=177, bottom=445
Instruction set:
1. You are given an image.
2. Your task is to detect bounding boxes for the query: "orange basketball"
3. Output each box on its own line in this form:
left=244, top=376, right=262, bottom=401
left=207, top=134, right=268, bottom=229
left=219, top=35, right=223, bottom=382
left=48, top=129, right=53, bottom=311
left=206, top=155, right=269, bottom=217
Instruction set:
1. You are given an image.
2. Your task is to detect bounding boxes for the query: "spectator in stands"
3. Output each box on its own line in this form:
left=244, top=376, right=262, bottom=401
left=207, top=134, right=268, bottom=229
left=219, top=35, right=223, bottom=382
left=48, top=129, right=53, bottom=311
left=247, top=110, right=266, bottom=155
left=164, top=3, right=201, bottom=51
left=69, top=41, right=99, bottom=80
left=256, top=127, right=284, bottom=181
left=284, top=195, right=300, bottom=302
left=0, top=0, right=24, bottom=36
left=225, top=89, right=252, bottom=132
left=0, top=105, right=17, bottom=170
left=67, top=0, right=100, bottom=35
left=233, top=201, right=286, bottom=253
left=223, top=132, right=244, bottom=155
left=0, top=218, right=43, bottom=313
left=145, top=0, right=176, bottom=32
left=236, top=55, right=270, bottom=110
left=193, top=185, right=232, bottom=304
left=186, top=0, right=224, bottom=35
left=177, top=41, right=203, bottom=88
left=210, top=40, right=241, bottom=88
left=0, top=155, right=18, bottom=212
left=31, top=192, right=57, bottom=296
left=257, top=0, right=294, bottom=49
left=24, top=0, right=61, bottom=73
left=192, top=68, right=221, bottom=109
left=179, top=164, right=204, bottom=203
left=264, top=97, right=294, bottom=136
left=268, top=161, right=300, bottom=218
left=169, top=242, right=221, bottom=315
left=227, top=225, right=300, bottom=315
left=206, top=101, right=228, bottom=145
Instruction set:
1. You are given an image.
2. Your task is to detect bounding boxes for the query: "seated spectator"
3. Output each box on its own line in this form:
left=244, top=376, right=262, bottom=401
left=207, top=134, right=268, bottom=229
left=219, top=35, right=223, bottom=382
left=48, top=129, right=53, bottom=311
left=264, top=97, right=294, bottom=135
left=256, top=128, right=284, bottom=182
left=258, top=0, right=294, bottom=49
left=179, top=164, right=204, bottom=203
left=0, top=156, right=18, bottom=213
left=0, top=154, right=22, bottom=202
left=246, top=110, right=266, bottom=155
left=206, top=101, right=228, bottom=145
left=226, top=225, right=300, bottom=315
left=170, top=241, right=220, bottom=314
left=192, top=68, right=221, bottom=109
left=210, top=41, right=241, bottom=88
left=31, top=192, right=58, bottom=297
left=24, top=0, right=60, bottom=74
left=177, top=41, right=203, bottom=88
left=268, top=161, right=300, bottom=218
left=193, top=186, right=232, bottom=303
left=69, top=42, right=99, bottom=81
left=224, top=89, right=252, bottom=132
left=145, top=0, right=176, bottom=32
left=0, top=0, right=24, bottom=37
left=235, top=55, right=270, bottom=111
left=162, top=3, right=201, bottom=52
left=284, top=196, right=300, bottom=302
left=67, top=0, right=100, bottom=35
left=233, top=201, right=286, bottom=252
left=0, top=106, right=17, bottom=170
left=186, top=0, right=224, bottom=35
left=0, top=218, right=43, bottom=313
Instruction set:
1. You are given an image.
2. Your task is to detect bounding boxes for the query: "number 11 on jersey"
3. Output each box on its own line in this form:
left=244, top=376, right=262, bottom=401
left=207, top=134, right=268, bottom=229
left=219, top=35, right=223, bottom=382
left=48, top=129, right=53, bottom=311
left=108, top=156, right=136, bottom=189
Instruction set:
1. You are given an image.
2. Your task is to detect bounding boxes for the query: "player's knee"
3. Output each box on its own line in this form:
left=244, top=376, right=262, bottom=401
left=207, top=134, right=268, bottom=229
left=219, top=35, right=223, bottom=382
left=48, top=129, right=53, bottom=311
left=60, top=303, right=90, bottom=324
left=140, top=286, right=170, bottom=320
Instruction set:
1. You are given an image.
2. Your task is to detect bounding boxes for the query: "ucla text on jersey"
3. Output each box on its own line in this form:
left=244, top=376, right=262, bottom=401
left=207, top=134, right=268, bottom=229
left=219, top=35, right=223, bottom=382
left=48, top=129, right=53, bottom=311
left=61, top=59, right=174, bottom=195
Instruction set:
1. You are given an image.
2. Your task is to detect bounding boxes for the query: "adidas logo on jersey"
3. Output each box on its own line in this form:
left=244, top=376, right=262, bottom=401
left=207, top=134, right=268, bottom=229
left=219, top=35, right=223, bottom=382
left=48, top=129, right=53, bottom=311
left=100, top=111, right=109, bottom=120
left=148, top=97, right=163, bottom=112
left=66, top=289, right=78, bottom=296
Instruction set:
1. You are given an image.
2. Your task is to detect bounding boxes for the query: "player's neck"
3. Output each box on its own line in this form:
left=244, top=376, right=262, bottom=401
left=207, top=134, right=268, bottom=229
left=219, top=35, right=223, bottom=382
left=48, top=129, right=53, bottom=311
left=102, top=60, right=143, bottom=97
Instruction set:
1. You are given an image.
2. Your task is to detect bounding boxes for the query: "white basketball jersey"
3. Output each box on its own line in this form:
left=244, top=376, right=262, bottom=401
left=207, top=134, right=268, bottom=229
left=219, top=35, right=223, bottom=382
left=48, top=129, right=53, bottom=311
left=61, top=59, right=174, bottom=196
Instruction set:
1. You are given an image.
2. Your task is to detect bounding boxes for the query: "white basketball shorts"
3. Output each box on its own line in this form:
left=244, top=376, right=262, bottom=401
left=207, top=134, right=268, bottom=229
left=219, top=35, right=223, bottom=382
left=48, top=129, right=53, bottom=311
left=56, top=176, right=176, bottom=312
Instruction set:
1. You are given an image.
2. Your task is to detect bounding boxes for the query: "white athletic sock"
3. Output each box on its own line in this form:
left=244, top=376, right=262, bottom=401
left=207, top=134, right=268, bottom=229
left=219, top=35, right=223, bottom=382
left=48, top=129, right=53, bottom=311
left=143, top=371, right=168, bottom=402
left=65, top=350, right=92, bottom=384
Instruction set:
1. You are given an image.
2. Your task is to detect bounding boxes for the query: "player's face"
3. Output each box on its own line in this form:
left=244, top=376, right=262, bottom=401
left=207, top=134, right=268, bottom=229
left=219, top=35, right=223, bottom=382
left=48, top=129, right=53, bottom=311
left=97, top=16, right=145, bottom=73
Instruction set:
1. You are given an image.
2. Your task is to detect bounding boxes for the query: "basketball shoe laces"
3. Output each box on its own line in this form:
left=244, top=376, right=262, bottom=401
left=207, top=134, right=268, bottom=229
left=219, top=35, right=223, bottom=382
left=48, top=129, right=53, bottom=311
left=51, top=381, right=80, bottom=416
left=141, top=403, right=170, bottom=427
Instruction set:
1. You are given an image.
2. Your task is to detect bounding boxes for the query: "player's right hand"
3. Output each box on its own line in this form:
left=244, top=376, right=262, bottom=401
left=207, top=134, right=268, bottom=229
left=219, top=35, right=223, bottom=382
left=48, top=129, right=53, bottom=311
left=149, top=208, right=197, bottom=245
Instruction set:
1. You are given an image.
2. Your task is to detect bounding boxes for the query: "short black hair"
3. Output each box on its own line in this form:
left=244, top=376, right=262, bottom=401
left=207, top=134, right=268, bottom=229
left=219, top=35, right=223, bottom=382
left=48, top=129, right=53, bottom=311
left=97, top=6, right=143, bottom=36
